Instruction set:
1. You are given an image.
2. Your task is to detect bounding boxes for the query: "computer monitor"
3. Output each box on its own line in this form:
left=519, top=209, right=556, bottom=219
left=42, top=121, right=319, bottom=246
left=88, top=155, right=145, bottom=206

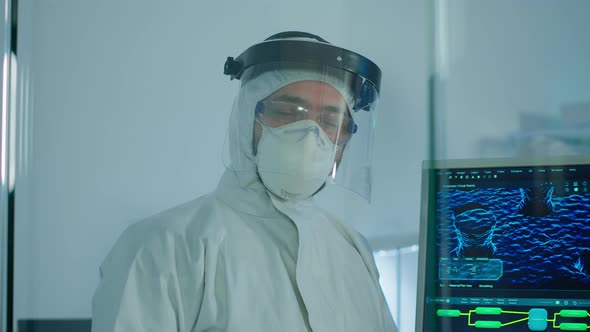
left=416, top=157, right=590, bottom=332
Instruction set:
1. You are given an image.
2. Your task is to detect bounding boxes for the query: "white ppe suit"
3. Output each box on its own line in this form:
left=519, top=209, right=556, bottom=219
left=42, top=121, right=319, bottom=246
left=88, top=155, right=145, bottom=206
left=91, top=67, right=397, bottom=332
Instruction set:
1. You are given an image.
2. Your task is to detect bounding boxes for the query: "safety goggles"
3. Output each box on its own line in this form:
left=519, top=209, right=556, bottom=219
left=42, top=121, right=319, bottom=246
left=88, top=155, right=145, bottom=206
left=255, top=100, right=357, bottom=146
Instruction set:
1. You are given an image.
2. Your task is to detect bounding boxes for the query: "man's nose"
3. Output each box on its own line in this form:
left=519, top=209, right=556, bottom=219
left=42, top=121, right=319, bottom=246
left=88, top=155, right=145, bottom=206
left=304, top=110, right=323, bottom=124
left=303, top=125, right=330, bottom=146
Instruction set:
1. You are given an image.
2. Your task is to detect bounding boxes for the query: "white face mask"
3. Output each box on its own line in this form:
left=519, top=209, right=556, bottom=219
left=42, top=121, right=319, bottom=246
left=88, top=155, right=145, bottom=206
left=255, top=119, right=337, bottom=200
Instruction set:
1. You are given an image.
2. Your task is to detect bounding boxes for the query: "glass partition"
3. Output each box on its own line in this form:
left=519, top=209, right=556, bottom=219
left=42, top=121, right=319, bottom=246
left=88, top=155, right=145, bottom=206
left=418, top=1, right=590, bottom=331
left=431, top=0, right=590, bottom=161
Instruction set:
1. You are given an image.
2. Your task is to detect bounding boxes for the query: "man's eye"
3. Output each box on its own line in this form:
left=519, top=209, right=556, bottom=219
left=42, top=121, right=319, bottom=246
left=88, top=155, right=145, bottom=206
left=273, top=105, right=298, bottom=113
left=277, top=109, right=298, bottom=116
left=268, top=107, right=290, bottom=114
left=323, top=113, right=345, bottom=125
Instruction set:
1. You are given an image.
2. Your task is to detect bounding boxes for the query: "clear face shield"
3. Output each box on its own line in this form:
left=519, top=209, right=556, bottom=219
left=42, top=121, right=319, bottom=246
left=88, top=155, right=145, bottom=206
left=223, top=32, right=381, bottom=201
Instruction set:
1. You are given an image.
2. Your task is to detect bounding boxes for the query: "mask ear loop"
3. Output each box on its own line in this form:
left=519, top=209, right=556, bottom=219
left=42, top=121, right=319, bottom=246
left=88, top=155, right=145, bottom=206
left=251, top=101, right=266, bottom=156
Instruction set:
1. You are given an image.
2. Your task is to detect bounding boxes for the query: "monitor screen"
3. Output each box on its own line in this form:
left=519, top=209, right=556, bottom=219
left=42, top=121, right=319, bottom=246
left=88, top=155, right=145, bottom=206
left=416, top=158, right=590, bottom=332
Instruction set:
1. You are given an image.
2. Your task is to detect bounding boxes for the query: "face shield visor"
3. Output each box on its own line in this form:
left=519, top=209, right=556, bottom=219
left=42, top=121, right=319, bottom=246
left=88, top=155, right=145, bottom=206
left=223, top=32, right=381, bottom=201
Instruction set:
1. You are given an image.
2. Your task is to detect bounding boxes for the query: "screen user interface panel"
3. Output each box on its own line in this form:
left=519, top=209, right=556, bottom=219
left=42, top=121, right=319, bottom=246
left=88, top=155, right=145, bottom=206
left=423, top=163, right=590, bottom=331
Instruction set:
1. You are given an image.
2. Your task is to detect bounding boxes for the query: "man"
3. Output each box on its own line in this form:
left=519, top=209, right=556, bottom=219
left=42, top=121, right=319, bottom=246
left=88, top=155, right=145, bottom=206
left=92, top=31, right=397, bottom=332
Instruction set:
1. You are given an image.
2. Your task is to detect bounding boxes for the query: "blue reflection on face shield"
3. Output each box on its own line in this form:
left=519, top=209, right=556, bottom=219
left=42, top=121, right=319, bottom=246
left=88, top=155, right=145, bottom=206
left=353, top=80, right=376, bottom=113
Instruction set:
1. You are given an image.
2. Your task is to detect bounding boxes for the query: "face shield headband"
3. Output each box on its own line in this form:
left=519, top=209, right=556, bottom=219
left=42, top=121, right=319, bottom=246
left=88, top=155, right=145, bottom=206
left=223, top=31, right=382, bottom=114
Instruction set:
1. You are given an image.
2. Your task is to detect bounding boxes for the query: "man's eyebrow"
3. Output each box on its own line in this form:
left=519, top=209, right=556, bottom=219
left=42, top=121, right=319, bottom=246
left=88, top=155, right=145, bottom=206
left=270, top=94, right=308, bottom=106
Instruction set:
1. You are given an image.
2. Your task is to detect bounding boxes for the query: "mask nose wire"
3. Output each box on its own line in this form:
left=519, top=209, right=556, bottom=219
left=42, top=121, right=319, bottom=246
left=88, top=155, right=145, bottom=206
left=283, top=123, right=331, bottom=146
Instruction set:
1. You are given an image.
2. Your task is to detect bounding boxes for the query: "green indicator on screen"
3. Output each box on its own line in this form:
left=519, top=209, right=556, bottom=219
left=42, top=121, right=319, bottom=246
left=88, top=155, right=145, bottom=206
left=475, top=307, right=502, bottom=315
left=559, top=323, right=588, bottom=331
left=474, top=320, right=502, bottom=328
left=436, top=309, right=461, bottom=317
left=560, top=310, right=589, bottom=318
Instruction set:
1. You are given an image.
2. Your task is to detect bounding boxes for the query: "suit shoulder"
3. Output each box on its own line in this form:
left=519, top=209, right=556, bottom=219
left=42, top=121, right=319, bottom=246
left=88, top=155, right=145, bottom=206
left=100, top=193, right=229, bottom=275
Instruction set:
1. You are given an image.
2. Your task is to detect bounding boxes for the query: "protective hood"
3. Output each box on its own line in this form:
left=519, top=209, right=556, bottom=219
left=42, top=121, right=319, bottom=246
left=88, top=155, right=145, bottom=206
left=224, top=66, right=356, bottom=197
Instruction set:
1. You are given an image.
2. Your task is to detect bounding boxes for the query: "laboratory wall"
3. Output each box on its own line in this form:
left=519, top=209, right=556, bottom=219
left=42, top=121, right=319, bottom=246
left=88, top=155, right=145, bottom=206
left=12, top=0, right=429, bottom=325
